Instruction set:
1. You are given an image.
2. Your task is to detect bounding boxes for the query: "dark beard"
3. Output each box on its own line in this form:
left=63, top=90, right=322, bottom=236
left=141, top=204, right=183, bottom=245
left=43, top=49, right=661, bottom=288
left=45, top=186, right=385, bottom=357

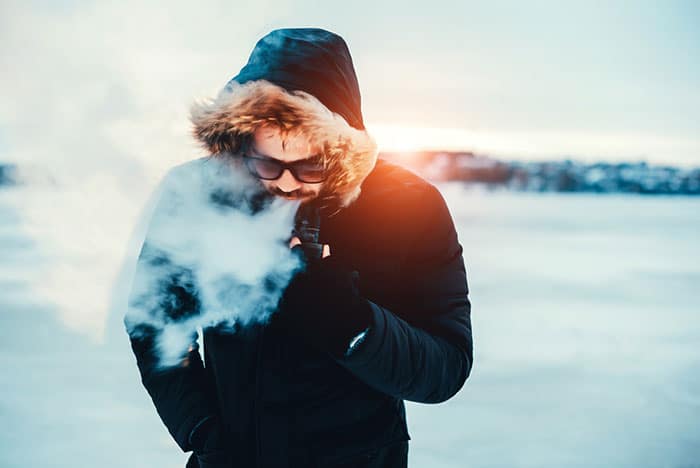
left=270, top=187, right=315, bottom=199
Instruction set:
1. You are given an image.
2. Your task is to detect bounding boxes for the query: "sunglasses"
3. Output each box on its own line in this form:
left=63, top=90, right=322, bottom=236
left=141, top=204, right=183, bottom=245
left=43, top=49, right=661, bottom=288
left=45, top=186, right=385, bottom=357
left=242, top=148, right=327, bottom=184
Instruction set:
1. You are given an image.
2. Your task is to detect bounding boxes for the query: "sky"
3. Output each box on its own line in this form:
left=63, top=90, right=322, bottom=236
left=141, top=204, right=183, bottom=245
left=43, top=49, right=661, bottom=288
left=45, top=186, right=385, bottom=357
left=1, top=0, right=699, bottom=170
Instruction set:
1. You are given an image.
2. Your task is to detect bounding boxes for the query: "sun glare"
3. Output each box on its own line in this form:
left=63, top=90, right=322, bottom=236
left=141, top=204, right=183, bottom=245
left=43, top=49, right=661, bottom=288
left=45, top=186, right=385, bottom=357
left=367, top=124, right=700, bottom=167
left=368, top=124, right=489, bottom=154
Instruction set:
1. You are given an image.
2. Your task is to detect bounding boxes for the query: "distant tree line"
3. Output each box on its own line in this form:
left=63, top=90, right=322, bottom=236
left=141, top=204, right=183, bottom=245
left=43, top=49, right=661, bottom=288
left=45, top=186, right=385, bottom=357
left=3, top=155, right=700, bottom=195
left=380, top=151, right=700, bottom=195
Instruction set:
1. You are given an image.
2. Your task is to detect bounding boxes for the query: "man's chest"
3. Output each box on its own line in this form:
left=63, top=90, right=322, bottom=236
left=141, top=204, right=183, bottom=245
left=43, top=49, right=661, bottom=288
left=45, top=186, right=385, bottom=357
left=317, top=209, right=410, bottom=312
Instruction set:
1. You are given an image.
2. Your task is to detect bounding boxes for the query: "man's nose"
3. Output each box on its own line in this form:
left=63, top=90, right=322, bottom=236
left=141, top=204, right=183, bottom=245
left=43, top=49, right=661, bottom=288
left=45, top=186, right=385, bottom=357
left=276, top=169, right=302, bottom=192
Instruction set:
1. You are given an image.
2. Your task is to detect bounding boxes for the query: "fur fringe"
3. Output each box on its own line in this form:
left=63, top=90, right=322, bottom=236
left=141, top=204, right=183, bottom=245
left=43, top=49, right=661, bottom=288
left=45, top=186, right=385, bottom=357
left=190, top=80, right=378, bottom=207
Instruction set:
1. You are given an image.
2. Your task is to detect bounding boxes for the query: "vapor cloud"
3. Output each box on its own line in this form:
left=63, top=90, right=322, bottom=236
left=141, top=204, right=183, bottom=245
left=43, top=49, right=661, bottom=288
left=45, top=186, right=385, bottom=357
left=123, top=157, right=302, bottom=367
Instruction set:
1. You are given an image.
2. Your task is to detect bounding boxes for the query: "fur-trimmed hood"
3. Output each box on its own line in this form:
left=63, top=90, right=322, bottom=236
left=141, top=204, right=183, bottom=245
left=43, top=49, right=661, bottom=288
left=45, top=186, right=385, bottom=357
left=190, top=79, right=378, bottom=208
left=189, top=28, right=376, bottom=208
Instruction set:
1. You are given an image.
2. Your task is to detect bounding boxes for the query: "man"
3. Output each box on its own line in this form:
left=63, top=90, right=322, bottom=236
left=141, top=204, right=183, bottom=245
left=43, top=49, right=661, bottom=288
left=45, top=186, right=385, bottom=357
left=126, top=28, right=473, bottom=468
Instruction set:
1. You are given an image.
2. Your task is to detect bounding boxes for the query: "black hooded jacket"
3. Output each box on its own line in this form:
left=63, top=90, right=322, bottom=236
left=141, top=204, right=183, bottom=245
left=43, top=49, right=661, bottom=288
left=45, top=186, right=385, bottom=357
left=125, top=28, right=473, bottom=468
left=126, top=158, right=473, bottom=467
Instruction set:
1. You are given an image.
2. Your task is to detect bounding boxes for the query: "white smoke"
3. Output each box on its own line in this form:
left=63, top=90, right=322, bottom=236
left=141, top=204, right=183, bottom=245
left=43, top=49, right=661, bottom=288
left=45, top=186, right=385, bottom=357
left=123, top=157, right=302, bottom=367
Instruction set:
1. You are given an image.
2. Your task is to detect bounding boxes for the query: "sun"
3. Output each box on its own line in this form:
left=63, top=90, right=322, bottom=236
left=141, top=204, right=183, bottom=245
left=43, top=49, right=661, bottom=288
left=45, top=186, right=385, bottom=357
left=369, top=124, right=431, bottom=152
left=368, top=124, right=487, bottom=154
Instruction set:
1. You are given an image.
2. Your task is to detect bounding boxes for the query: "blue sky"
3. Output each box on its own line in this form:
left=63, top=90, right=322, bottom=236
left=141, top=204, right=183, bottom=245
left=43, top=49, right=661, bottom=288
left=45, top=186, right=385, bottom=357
left=1, top=0, right=698, bottom=167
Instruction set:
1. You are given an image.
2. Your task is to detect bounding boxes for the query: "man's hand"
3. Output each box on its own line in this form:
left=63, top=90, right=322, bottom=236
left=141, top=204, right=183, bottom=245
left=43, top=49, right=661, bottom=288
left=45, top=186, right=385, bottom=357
left=275, top=239, right=372, bottom=358
left=288, top=236, right=331, bottom=258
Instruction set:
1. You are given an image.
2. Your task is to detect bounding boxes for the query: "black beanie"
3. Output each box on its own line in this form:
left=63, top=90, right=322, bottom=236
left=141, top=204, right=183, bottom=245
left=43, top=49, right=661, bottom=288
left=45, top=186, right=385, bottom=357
left=227, top=28, right=366, bottom=131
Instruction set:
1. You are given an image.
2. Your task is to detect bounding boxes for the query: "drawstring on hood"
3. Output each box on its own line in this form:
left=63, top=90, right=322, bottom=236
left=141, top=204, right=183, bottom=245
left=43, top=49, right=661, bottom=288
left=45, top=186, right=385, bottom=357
left=190, top=28, right=378, bottom=208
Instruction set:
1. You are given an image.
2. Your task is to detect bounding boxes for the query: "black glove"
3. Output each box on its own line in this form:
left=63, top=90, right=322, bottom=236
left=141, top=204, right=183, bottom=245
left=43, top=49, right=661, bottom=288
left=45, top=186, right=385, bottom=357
left=275, top=248, right=373, bottom=358
left=189, top=417, right=232, bottom=468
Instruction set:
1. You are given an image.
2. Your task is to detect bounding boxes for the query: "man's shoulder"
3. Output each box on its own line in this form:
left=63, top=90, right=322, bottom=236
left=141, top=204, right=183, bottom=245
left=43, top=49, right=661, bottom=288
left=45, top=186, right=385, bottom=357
left=330, top=159, right=458, bottom=265
left=334, top=159, right=451, bottom=239
left=353, top=159, right=448, bottom=219
left=360, top=158, right=438, bottom=201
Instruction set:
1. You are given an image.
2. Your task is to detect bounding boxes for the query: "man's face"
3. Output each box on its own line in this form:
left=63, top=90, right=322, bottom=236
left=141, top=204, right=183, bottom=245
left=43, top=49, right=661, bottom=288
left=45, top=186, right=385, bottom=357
left=249, top=126, right=325, bottom=202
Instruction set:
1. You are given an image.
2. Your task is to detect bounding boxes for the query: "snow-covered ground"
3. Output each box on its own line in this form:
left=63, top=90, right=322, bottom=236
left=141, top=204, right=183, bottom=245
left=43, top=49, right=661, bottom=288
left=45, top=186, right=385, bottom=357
left=1, top=186, right=698, bottom=467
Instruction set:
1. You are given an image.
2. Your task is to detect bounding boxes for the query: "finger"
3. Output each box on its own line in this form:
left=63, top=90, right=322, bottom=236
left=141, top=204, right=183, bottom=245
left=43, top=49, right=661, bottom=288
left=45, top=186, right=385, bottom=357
left=289, top=236, right=301, bottom=249
left=322, top=244, right=331, bottom=258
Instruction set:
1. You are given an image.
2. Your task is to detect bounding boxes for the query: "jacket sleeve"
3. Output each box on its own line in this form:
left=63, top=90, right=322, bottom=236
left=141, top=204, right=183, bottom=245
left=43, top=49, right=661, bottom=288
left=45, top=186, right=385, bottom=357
left=337, top=184, right=473, bottom=404
left=123, top=170, right=222, bottom=453
left=126, top=319, right=220, bottom=452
